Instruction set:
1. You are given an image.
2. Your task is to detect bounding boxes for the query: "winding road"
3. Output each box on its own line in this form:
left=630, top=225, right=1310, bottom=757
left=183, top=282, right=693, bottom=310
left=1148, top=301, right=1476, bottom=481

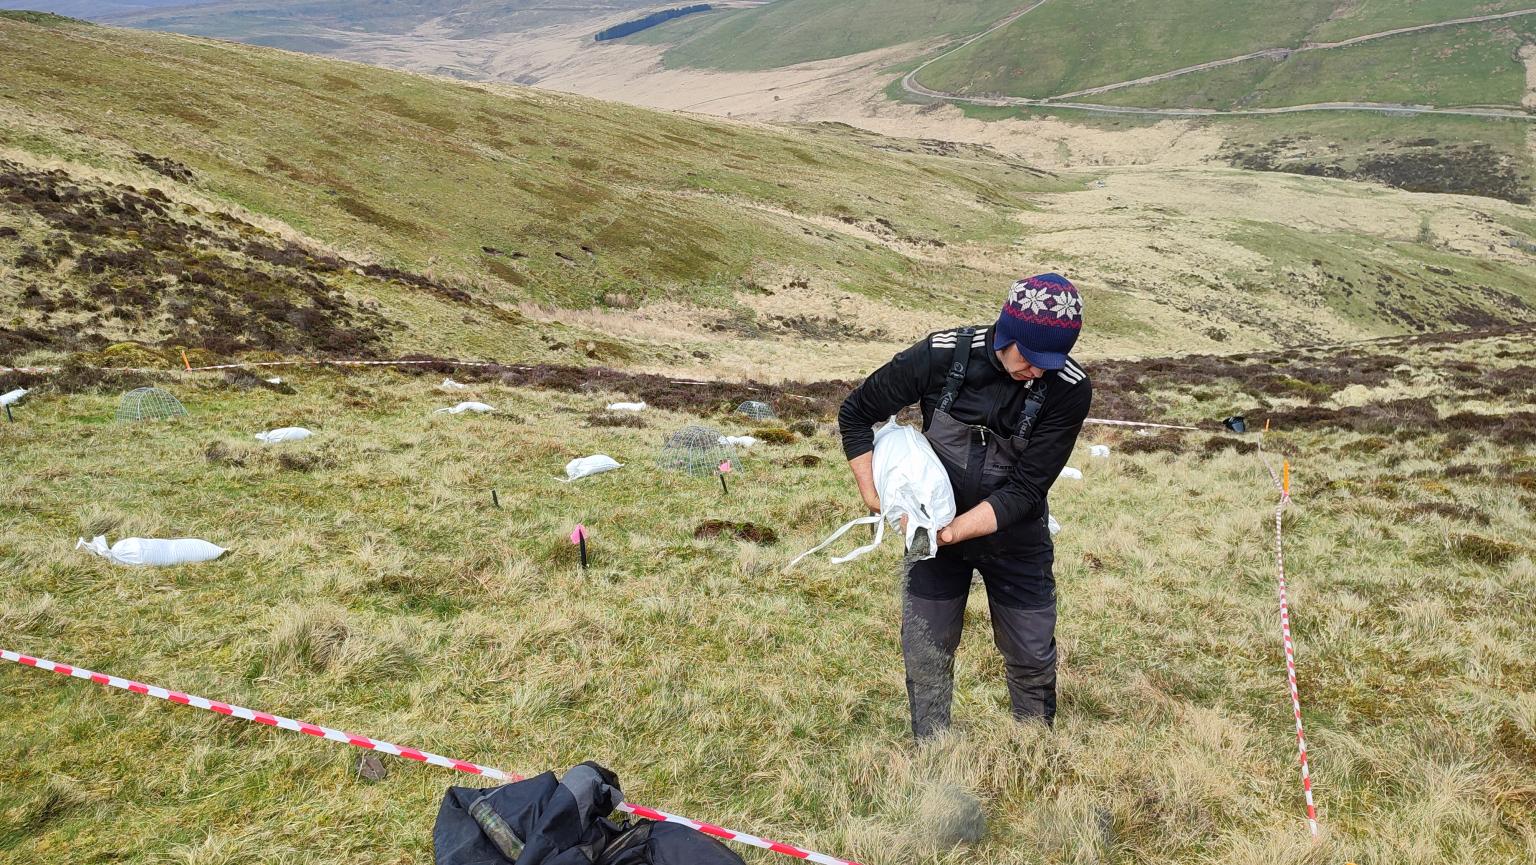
left=901, top=2, right=1536, bottom=120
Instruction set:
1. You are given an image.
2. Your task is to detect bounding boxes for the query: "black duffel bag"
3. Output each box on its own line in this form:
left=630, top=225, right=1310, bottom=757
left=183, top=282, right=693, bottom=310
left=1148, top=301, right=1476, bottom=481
left=434, top=762, right=745, bottom=865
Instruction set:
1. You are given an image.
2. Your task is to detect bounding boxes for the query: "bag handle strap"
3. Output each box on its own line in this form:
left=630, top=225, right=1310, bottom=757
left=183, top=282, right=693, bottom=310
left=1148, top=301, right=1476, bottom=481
left=784, top=515, right=884, bottom=571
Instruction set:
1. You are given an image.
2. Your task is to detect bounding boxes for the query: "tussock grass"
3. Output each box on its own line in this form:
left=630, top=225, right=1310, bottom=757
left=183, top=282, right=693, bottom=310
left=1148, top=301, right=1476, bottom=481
left=0, top=331, right=1533, bottom=862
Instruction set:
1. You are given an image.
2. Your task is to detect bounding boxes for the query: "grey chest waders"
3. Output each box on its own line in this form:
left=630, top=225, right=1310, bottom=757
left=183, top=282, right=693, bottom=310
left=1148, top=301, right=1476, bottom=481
left=924, top=327, right=1051, bottom=521
left=901, top=327, right=1059, bottom=736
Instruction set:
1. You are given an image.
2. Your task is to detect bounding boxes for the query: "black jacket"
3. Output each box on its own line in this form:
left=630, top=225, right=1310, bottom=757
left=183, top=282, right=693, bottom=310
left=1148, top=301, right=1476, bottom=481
left=839, top=324, right=1091, bottom=533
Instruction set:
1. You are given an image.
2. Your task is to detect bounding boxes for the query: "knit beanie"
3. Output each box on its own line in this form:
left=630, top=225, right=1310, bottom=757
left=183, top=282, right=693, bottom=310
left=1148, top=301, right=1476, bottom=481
left=992, top=273, right=1082, bottom=370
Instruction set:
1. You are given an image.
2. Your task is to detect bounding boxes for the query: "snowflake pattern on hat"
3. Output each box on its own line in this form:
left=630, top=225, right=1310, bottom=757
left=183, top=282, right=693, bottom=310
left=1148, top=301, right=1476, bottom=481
left=1004, top=274, right=1082, bottom=330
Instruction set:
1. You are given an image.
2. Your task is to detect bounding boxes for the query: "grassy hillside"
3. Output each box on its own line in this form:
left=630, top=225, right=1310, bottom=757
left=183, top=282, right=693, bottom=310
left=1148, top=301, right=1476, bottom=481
left=1, top=327, right=1533, bottom=863
left=0, top=12, right=1083, bottom=371
left=914, top=0, right=1536, bottom=102
left=3, top=11, right=1534, bottom=379
left=640, top=0, right=1022, bottom=70
left=1080, top=17, right=1536, bottom=110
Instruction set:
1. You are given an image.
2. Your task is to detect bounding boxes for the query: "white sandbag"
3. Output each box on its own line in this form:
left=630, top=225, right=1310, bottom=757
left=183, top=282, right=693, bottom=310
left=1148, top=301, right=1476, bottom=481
left=1089, top=445, right=1110, bottom=458
left=440, top=378, right=469, bottom=390
left=564, top=454, right=622, bottom=481
left=254, top=427, right=313, bottom=444
left=788, top=418, right=955, bottom=569
left=1048, top=515, right=1062, bottom=536
left=1059, top=466, right=1083, bottom=480
left=720, top=435, right=759, bottom=448
left=435, top=401, right=495, bottom=414
left=0, top=388, right=26, bottom=406
left=76, top=535, right=226, bottom=566
left=606, top=401, right=646, bottom=412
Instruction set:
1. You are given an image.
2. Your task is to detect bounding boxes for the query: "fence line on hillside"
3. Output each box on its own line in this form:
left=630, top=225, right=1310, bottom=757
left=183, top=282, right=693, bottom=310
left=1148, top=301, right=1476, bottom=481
left=0, top=648, right=863, bottom=865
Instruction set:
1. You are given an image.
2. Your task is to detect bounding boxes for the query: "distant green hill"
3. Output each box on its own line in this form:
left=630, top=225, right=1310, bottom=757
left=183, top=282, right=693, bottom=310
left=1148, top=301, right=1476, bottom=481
left=92, top=0, right=656, bottom=38
left=637, top=0, right=1021, bottom=70
left=913, top=0, right=1536, bottom=107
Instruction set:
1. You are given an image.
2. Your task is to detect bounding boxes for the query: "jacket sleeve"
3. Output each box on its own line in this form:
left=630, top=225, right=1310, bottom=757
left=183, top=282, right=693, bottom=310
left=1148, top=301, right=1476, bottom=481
left=839, top=337, right=936, bottom=461
left=984, top=377, right=1092, bottom=529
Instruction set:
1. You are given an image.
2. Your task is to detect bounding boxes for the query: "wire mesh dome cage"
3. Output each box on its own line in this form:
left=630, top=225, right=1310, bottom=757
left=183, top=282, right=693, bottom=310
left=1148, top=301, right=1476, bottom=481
left=115, top=387, right=188, bottom=422
left=736, top=400, right=777, bottom=421
left=658, top=424, right=736, bottom=477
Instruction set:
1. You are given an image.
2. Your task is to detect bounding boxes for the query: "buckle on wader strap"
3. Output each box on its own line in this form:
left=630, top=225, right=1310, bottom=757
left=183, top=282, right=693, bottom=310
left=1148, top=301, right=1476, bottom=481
left=935, top=327, right=974, bottom=415
left=1016, top=379, right=1050, bottom=445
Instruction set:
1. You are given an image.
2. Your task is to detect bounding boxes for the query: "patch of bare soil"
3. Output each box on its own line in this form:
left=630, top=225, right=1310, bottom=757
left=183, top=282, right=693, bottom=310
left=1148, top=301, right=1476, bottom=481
left=694, top=519, right=778, bottom=544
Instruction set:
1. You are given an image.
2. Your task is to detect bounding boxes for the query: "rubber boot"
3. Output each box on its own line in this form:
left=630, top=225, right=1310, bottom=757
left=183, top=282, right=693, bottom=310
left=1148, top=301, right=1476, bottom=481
left=987, top=597, right=1057, bottom=726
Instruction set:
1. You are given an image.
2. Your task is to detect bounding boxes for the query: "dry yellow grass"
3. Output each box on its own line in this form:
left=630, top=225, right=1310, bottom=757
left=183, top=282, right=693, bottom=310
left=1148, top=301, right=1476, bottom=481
left=1, top=326, right=1533, bottom=863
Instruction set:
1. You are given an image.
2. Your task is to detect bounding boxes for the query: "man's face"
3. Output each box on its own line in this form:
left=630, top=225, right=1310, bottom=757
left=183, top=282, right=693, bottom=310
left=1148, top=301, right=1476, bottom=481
left=997, top=342, right=1046, bottom=381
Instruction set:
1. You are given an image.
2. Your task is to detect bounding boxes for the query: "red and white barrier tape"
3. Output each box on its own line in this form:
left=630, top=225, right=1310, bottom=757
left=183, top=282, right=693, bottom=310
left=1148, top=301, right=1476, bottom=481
left=1084, top=417, right=1200, bottom=431
left=1256, top=447, right=1319, bottom=838
left=0, top=648, right=861, bottom=865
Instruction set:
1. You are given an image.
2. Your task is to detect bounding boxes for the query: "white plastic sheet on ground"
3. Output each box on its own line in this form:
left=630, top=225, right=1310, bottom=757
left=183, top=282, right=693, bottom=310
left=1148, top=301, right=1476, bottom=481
left=1059, top=466, right=1083, bottom=480
left=720, top=435, right=759, bottom=448
left=77, top=536, right=227, bottom=566
left=440, top=378, right=469, bottom=390
left=606, top=402, right=646, bottom=412
left=254, top=427, right=313, bottom=444
left=265, top=377, right=283, bottom=385
left=787, top=418, right=955, bottom=569
left=564, top=454, right=622, bottom=481
left=1048, top=515, right=1062, bottom=536
left=435, top=402, right=495, bottom=414
left=1089, top=445, right=1110, bottom=458
left=0, top=388, right=26, bottom=406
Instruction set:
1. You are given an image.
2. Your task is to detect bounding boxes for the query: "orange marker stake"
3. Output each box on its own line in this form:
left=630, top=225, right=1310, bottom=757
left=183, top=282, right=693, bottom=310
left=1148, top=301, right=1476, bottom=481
left=1264, top=418, right=1271, bottom=433
left=1283, top=460, right=1290, bottom=498
left=181, top=349, right=191, bottom=371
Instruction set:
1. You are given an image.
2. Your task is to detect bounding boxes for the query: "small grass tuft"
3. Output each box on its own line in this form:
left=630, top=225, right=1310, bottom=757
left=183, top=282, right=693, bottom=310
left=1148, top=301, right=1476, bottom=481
left=265, top=604, right=352, bottom=674
left=1447, top=533, right=1524, bottom=567
left=751, top=427, right=796, bottom=445
left=585, top=410, right=648, bottom=429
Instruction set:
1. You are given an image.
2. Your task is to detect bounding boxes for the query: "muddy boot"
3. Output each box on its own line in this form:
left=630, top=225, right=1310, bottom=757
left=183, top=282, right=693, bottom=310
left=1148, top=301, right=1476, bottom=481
left=987, top=598, right=1057, bottom=726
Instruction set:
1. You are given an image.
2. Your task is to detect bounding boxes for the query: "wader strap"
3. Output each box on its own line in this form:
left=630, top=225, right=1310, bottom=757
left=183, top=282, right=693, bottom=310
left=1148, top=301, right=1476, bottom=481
left=1016, top=379, right=1050, bottom=445
left=935, top=327, right=974, bottom=415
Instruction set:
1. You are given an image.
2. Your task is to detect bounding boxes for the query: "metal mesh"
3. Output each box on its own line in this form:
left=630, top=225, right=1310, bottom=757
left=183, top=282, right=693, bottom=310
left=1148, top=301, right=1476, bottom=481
left=658, top=424, right=736, bottom=477
left=736, top=400, right=776, bottom=421
left=115, top=387, right=188, bottom=422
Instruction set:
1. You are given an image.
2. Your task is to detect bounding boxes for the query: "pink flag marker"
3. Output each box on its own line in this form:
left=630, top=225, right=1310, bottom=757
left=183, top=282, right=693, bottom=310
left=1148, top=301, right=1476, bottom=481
left=570, top=524, right=589, bottom=570
left=718, top=460, right=733, bottom=474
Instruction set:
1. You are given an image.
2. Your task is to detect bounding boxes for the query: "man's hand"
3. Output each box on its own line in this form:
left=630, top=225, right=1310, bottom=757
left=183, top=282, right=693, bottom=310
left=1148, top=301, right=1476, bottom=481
left=903, top=519, right=956, bottom=546
left=939, top=502, right=998, bottom=546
